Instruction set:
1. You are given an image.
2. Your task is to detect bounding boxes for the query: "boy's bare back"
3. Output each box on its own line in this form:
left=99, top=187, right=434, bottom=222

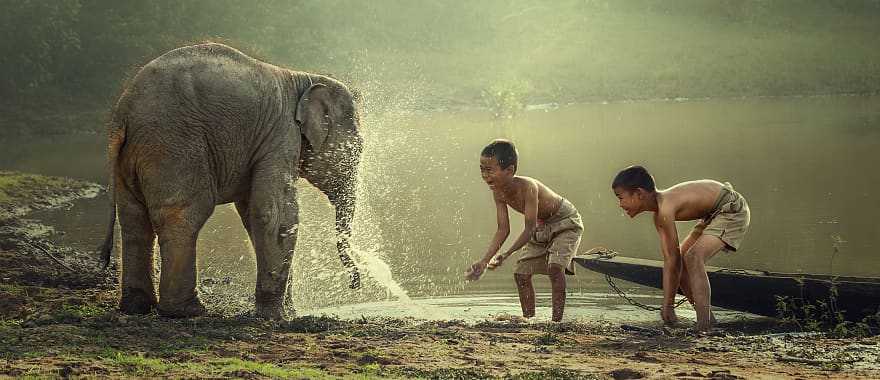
left=656, top=179, right=726, bottom=222
left=493, top=176, right=563, bottom=220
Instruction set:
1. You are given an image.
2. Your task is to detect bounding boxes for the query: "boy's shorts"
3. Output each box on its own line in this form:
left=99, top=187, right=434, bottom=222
left=693, top=182, right=750, bottom=252
left=514, top=198, right=583, bottom=275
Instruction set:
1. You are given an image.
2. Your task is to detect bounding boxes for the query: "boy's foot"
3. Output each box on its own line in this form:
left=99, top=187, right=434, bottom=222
left=694, top=305, right=713, bottom=331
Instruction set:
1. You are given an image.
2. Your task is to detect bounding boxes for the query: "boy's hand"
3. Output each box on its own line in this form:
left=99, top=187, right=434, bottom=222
left=661, top=304, right=678, bottom=325
left=487, top=253, right=507, bottom=270
left=465, top=260, right=488, bottom=281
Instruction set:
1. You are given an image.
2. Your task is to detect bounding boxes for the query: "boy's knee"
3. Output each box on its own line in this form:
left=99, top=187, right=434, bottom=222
left=548, top=264, right=565, bottom=276
left=514, top=273, right=531, bottom=284
left=682, top=249, right=703, bottom=267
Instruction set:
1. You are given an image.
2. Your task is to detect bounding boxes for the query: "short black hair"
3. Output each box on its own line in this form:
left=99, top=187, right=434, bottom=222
left=481, top=139, right=518, bottom=171
left=612, top=165, right=656, bottom=192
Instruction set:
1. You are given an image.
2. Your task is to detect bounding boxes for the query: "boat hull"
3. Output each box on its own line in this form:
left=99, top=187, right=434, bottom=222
left=573, top=254, right=880, bottom=321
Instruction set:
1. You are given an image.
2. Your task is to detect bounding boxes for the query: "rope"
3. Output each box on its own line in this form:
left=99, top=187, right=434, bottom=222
left=605, top=273, right=688, bottom=312
left=585, top=247, right=688, bottom=311
left=24, top=240, right=76, bottom=272
left=714, top=267, right=755, bottom=275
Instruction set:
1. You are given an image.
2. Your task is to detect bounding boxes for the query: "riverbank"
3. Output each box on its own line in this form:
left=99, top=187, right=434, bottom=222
left=1, top=171, right=879, bottom=379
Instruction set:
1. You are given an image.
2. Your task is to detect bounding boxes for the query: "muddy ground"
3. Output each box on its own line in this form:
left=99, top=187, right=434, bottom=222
left=1, top=171, right=878, bottom=379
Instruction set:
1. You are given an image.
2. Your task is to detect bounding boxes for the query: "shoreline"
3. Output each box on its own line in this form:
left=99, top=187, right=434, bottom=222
left=2, top=91, right=879, bottom=138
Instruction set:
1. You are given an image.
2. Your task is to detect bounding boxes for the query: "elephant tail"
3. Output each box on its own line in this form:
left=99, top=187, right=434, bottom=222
left=98, top=113, right=126, bottom=271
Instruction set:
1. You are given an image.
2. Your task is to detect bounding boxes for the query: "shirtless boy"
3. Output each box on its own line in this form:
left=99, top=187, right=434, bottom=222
left=466, top=139, right=583, bottom=322
left=612, top=165, right=750, bottom=331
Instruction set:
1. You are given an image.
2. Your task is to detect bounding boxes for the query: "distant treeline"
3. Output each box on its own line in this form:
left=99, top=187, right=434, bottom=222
left=2, top=0, right=880, bottom=107
left=0, top=0, right=336, bottom=102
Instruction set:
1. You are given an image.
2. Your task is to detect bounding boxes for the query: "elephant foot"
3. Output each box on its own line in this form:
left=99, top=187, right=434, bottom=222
left=119, top=287, right=157, bottom=315
left=254, top=292, right=289, bottom=320
left=157, top=295, right=207, bottom=318
left=255, top=305, right=287, bottom=320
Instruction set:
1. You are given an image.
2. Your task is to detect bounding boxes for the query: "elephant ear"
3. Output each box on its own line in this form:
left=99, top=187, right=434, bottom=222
left=295, top=83, right=332, bottom=153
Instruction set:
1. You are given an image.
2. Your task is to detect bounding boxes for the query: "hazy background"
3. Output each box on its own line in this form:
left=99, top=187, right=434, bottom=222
left=3, top=0, right=880, bottom=134
left=1, top=1, right=879, bottom=313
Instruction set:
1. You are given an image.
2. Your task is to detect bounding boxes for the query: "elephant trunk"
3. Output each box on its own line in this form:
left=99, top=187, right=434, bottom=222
left=329, top=181, right=361, bottom=289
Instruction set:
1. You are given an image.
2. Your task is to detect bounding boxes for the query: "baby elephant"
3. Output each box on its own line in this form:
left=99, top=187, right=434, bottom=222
left=98, top=43, right=362, bottom=319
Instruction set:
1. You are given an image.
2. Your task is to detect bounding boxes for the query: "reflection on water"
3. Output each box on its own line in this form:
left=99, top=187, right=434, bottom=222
left=6, top=95, right=880, bottom=317
left=304, top=293, right=749, bottom=324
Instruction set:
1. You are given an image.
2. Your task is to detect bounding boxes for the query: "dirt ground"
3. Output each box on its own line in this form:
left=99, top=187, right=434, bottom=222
left=1, top=171, right=879, bottom=379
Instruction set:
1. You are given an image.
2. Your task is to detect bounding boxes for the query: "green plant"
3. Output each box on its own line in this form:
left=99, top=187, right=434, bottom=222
left=533, top=330, right=560, bottom=346
left=106, top=351, right=172, bottom=376
left=775, top=282, right=878, bottom=338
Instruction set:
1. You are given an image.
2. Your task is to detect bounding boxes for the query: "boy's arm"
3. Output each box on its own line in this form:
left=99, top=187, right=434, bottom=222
left=466, top=194, right=509, bottom=280
left=499, top=181, right=538, bottom=258
left=655, top=210, right=682, bottom=308
left=480, top=195, right=511, bottom=263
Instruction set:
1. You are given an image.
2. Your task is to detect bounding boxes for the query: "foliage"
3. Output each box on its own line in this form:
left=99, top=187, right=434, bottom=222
left=104, top=351, right=173, bottom=376
left=775, top=282, right=878, bottom=338
left=1, top=1, right=879, bottom=101
left=0, top=171, right=75, bottom=205
left=1, top=0, right=880, bottom=134
left=533, top=329, right=560, bottom=346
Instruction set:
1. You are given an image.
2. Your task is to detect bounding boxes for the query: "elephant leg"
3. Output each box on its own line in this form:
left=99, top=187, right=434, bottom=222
left=248, top=168, right=298, bottom=320
left=117, top=184, right=158, bottom=314
left=152, top=196, right=214, bottom=318
left=234, top=197, right=252, bottom=237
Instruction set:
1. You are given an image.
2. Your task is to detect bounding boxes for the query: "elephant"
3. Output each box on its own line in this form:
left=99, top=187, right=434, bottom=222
left=97, top=43, right=363, bottom=319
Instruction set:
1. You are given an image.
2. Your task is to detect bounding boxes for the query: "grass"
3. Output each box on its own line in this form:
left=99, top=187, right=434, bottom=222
left=104, top=351, right=173, bottom=376
left=775, top=281, right=879, bottom=338
left=99, top=351, right=355, bottom=378
left=0, top=171, right=79, bottom=206
left=389, top=367, right=600, bottom=380
left=1, top=319, right=386, bottom=378
left=533, top=330, right=561, bottom=346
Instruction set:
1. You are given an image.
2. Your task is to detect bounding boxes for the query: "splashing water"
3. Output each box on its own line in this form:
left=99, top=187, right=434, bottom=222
left=349, top=247, right=410, bottom=301
left=347, top=247, right=452, bottom=320
left=324, top=63, right=457, bottom=319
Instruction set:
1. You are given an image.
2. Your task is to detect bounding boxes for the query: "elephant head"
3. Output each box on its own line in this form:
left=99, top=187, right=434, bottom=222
left=294, top=75, right=363, bottom=289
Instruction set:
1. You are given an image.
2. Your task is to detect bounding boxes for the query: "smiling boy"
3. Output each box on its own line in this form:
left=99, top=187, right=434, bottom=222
left=612, top=165, right=750, bottom=331
left=466, top=139, right=583, bottom=322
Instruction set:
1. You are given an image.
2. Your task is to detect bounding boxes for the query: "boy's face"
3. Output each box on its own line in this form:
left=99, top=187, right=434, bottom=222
left=480, top=155, right=514, bottom=190
left=613, top=187, right=644, bottom=218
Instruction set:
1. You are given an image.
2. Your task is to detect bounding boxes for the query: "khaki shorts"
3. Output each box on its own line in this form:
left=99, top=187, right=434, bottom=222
left=694, top=182, right=750, bottom=252
left=515, top=254, right=573, bottom=275
left=514, top=199, right=583, bottom=275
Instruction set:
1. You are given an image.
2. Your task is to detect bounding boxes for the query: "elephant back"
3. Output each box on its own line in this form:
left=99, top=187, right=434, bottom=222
left=119, top=43, right=286, bottom=134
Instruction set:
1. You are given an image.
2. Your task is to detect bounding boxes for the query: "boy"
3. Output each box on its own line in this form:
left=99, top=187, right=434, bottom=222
left=466, top=139, right=583, bottom=322
left=611, top=165, right=750, bottom=331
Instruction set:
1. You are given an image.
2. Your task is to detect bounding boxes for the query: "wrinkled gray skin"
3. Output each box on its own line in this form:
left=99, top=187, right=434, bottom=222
left=98, top=43, right=362, bottom=319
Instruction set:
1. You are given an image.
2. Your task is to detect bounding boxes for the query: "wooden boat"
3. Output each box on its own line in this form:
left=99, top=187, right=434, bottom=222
left=573, top=252, right=880, bottom=321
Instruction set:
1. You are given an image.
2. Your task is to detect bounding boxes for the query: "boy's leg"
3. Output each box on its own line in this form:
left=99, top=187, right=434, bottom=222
left=682, top=235, right=726, bottom=331
left=514, top=273, right=536, bottom=318
left=548, top=264, right=566, bottom=322
left=678, top=225, right=704, bottom=303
